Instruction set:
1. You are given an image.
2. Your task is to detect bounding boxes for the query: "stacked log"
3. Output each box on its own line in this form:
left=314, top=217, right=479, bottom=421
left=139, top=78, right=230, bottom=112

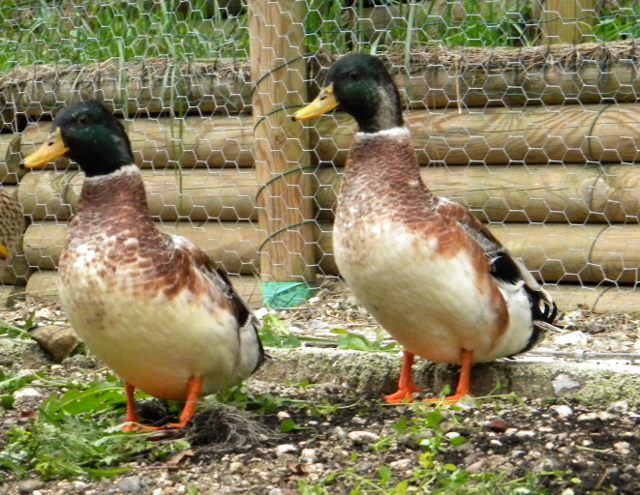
left=4, top=40, right=640, bottom=312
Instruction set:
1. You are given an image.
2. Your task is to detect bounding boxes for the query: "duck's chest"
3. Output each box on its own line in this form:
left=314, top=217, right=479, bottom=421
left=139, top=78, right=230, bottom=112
left=59, top=223, right=162, bottom=322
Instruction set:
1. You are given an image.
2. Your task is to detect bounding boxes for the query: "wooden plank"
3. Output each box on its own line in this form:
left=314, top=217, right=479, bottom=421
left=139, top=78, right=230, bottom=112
left=249, top=0, right=315, bottom=282
left=20, top=163, right=640, bottom=225
left=18, top=169, right=258, bottom=222
left=14, top=115, right=254, bottom=175
left=22, top=221, right=640, bottom=285
left=5, top=41, right=640, bottom=117
left=540, top=0, right=596, bottom=44
left=0, top=58, right=253, bottom=119
left=545, top=284, right=640, bottom=315
left=0, top=134, right=21, bottom=185
left=24, top=270, right=264, bottom=309
left=14, top=103, right=640, bottom=171
left=22, top=270, right=640, bottom=316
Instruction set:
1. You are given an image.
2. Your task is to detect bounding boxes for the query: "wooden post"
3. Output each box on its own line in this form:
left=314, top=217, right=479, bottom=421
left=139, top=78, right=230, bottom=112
left=248, top=0, right=316, bottom=305
left=539, top=0, right=596, bottom=44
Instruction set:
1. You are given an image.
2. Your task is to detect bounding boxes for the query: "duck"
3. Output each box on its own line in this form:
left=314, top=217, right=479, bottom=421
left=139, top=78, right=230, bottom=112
left=0, top=188, right=24, bottom=265
left=292, top=53, right=557, bottom=404
left=23, top=100, right=265, bottom=430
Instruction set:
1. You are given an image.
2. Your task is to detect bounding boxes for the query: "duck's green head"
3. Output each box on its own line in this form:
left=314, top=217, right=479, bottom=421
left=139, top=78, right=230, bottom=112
left=23, top=100, right=134, bottom=177
left=293, top=53, right=403, bottom=133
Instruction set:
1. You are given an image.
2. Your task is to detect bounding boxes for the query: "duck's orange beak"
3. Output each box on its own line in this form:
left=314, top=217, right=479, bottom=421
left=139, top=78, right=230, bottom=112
left=0, top=244, right=10, bottom=261
left=22, top=128, right=69, bottom=169
left=291, top=83, right=339, bottom=121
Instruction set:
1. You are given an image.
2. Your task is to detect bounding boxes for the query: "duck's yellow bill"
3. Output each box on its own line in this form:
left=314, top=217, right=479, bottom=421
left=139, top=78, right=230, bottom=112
left=22, top=128, right=69, bottom=169
left=0, top=244, right=10, bottom=261
left=292, top=84, right=339, bottom=121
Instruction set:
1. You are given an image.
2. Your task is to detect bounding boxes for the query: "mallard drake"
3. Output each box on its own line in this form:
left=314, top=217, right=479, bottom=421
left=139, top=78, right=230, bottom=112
left=0, top=188, right=24, bottom=264
left=23, top=101, right=265, bottom=430
left=293, top=54, right=557, bottom=404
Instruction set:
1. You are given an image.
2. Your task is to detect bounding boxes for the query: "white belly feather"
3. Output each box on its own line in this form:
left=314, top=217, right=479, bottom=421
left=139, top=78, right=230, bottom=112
left=60, top=247, right=245, bottom=401
left=334, top=220, right=534, bottom=363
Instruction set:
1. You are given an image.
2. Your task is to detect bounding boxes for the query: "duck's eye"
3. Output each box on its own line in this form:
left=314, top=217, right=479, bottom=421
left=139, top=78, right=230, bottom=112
left=77, top=115, right=89, bottom=126
left=349, top=71, right=359, bottom=81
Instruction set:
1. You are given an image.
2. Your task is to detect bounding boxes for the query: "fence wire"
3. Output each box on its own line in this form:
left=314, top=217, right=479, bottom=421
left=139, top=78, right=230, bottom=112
left=1, top=0, right=640, bottom=312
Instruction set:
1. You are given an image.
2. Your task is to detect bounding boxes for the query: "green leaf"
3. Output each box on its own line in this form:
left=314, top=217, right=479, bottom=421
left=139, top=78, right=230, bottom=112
left=280, top=418, right=299, bottom=433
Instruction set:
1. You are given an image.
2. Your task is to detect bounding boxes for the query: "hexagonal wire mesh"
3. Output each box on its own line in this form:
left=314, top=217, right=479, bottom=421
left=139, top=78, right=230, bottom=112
left=0, top=0, right=639, bottom=313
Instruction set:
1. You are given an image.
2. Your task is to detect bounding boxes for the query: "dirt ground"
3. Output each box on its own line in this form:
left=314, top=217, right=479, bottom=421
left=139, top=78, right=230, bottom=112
left=2, top=286, right=640, bottom=494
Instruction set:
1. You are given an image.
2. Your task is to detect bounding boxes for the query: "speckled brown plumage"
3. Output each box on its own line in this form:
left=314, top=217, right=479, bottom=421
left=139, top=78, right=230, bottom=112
left=0, top=187, right=24, bottom=263
left=333, top=128, right=556, bottom=364
left=60, top=170, right=243, bottom=325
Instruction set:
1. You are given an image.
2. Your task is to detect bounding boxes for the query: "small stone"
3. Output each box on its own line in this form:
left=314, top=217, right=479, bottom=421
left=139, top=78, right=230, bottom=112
left=351, top=416, right=366, bottom=425
left=73, top=481, right=89, bottom=491
left=582, top=322, right=606, bottom=334
left=276, top=411, right=291, bottom=420
left=151, top=489, right=163, bottom=495
left=229, top=461, right=243, bottom=473
left=445, top=431, right=461, bottom=440
left=577, top=411, right=614, bottom=422
left=487, top=417, right=508, bottom=433
left=467, top=460, right=485, bottom=474
left=490, top=439, right=503, bottom=447
left=275, top=444, right=298, bottom=458
left=333, top=426, right=346, bottom=439
left=511, top=450, right=526, bottom=459
left=389, top=458, right=412, bottom=470
left=608, top=400, right=629, bottom=413
left=30, top=325, right=79, bottom=362
left=550, top=405, right=573, bottom=419
left=304, top=463, right=325, bottom=474
left=116, top=475, right=142, bottom=493
left=14, top=387, right=42, bottom=400
left=552, top=374, right=581, bottom=396
left=18, top=479, right=44, bottom=494
left=554, top=331, right=588, bottom=347
left=347, top=430, right=380, bottom=445
left=515, top=430, right=535, bottom=439
left=614, top=441, right=632, bottom=456
left=268, top=489, right=284, bottom=495
left=300, top=448, right=317, bottom=463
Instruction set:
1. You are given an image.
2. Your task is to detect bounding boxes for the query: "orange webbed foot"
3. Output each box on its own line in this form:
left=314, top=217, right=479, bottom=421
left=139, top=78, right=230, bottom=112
left=121, top=377, right=202, bottom=433
left=424, top=349, right=474, bottom=407
left=384, top=386, right=419, bottom=404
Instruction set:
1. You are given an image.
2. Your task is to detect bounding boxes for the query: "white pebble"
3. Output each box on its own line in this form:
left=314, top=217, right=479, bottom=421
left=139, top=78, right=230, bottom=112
left=550, top=405, right=573, bottom=419
left=347, top=430, right=380, bottom=445
left=13, top=387, right=42, bottom=399
left=274, top=444, right=298, bottom=457
left=515, top=430, right=535, bottom=439
left=552, top=374, right=581, bottom=396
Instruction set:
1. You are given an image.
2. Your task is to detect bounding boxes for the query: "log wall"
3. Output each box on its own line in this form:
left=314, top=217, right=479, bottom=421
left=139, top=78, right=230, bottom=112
left=4, top=40, right=640, bottom=312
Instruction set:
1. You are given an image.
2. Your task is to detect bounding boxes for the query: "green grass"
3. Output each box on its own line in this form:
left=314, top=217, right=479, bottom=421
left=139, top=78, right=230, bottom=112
left=259, top=311, right=398, bottom=352
left=0, top=0, right=248, bottom=73
left=2, top=0, right=640, bottom=77
left=0, top=375, right=189, bottom=481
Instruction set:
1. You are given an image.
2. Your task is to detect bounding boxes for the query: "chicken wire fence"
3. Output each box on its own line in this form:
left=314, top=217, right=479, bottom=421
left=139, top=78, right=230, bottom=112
left=1, top=0, right=640, bottom=312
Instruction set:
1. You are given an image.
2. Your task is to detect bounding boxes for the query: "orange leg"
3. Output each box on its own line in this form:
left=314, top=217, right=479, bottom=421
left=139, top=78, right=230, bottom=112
left=425, top=348, right=473, bottom=405
left=165, top=376, right=203, bottom=430
left=121, top=377, right=203, bottom=432
left=122, top=382, right=145, bottom=433
left=384, top=351, right=421, bottom=404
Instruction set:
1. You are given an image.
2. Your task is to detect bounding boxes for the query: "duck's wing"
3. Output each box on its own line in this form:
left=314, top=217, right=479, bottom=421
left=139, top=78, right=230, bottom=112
left=165, top=234, right=266, bottom=372
left=435, top=198, right=558, bottom=328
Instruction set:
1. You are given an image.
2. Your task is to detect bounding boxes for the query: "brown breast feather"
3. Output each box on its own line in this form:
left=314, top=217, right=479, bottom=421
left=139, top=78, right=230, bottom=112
left=338, top=132, right=510, bottom=339
left=61, top=171, right=236, bottom=318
